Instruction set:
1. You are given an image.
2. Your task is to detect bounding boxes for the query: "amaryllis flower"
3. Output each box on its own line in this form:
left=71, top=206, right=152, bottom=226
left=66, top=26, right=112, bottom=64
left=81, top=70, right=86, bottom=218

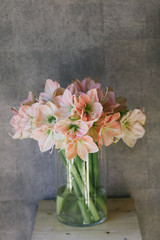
left=73, top=77, right=101, bottom=94
left=35, top=101, right=57, bottom=127
left=54, top=89, right=76, bottom=119
left=97, top=88, right=119, bottom=113
left=76, top=89, right=103, bottom=122
left=39, top=79, right=60, bottom=102
left=30, top=125, right=55, bottom=152
left=120, top=109, right=146, bottom=147
left=98, top=113, right=122, bottom=148
left=10, top=103, right=39, bottom=139
left=21, top=91, right=36, bottom=106
left=55, top=119, right=88, bottom=139
left=65, top=135, right=99, bottom=161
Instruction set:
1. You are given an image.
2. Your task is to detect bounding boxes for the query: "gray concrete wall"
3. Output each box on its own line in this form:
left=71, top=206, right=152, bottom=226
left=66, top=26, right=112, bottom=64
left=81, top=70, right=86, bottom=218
left=0, top=0, right=160, bottom=239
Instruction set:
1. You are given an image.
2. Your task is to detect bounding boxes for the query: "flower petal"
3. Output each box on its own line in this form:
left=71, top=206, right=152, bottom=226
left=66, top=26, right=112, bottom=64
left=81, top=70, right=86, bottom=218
left=39, top=79, right=60, bottom=101
left=87, top=89, right=99, bottom=102
left=101, top=132, right=113, bottom=146
left=77, top=141, right=89, bottom=161
left=44, top=79, right=60, bottom=98
left=63, top=89, right=74, bottom=107
left=91, top=102, right=103, bottom=120
left=122, top=135, right=137, bottom=148
left=54, top=107, right=71, bottom=119
left=82, top=136, right=99, bottom=153
left=66, top=142, right=77, bottom=160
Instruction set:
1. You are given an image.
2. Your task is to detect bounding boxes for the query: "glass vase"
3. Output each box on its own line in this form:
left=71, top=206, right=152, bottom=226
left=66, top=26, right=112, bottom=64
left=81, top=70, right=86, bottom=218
left=55, top=149, right=107, bottom=227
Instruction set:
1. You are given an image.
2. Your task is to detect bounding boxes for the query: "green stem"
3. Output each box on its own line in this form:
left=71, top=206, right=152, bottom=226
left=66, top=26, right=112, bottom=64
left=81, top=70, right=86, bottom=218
left=59, top=150, right=81, bottom=197
left=92, top=152, right=100, bottom=189
left=75, top=155, right=94, bottom=194
left=96, top=197, right=107, bottom=215
left=88, top=198, right=101, bottom=221
left=89, top=153, right=93, bottom=180
left=69, top=162, right=84, bottom=193
left=78, top=197, right=91, bottom=224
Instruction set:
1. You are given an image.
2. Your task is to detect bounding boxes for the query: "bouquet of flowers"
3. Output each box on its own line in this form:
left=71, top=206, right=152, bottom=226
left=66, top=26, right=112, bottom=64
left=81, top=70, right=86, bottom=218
left=10, top=77, right=146, bottom=226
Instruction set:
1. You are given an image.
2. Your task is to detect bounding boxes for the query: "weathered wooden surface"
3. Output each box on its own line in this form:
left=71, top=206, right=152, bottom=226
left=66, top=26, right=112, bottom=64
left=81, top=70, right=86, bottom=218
left=31, top=198, right=142, bottom=240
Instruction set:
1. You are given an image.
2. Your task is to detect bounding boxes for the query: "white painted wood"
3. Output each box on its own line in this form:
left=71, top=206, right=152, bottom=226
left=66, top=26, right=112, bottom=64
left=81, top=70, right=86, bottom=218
left=31, top=198, right=142, bottom=240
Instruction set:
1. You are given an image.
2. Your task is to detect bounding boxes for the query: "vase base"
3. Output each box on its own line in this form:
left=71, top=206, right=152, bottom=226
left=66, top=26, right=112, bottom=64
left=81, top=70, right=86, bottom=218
left=57, top=215, right=107, bottom=227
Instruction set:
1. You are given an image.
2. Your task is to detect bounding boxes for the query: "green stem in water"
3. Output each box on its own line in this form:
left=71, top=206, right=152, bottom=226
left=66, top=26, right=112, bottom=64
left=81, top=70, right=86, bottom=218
left=96, top=197, right=107, bottom=215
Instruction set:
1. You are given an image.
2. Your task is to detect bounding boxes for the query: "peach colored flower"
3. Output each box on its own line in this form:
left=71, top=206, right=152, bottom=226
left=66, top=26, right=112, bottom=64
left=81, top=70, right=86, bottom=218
left=65, top=135, right=99, bottom=161
left=30, top=125, right=55, bottom=152
left=76, top=89, right=102, bottom=122
left=35, top=101, right=57, bottom=127
left=21, top=91, right=36, bottom=106
left=55, top=119, right=88, bottom=139
left=98, top=113, right=122, bottom=148
left=73, top=77, right=101, bottom=94
left=39, top=79, right=60, bottom=102
left=120, top=109, right=146, bottom=147
left=54, top=89, right=77, bottom=119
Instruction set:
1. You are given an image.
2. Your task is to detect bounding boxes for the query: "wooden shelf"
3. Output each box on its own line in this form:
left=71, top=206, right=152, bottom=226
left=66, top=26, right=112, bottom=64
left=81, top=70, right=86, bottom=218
left=31, top=198, right=142, bottom=240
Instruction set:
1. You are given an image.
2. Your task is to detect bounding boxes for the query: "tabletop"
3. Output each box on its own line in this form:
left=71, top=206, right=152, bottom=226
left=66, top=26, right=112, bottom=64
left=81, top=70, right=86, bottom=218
left=31, top=198, right=142, bottom=240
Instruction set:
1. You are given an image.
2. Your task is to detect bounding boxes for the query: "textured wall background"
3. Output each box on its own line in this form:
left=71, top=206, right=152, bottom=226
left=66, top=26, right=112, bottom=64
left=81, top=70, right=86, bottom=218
left=0, top=0, right=160, bottom=239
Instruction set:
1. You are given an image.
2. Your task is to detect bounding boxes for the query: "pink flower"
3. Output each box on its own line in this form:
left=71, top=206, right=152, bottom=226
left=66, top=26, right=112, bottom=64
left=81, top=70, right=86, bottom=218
left=54, top=89, right=76, bottom=119
left=55, top=119, right=88, bottom=139
left=76, top=89, right=102, bottom=122
left=10, top=103, right=39, bottom=139
left=120, top=109, right=146, bottom=147
left=98, top=113, right=122, bottom=148
left=65, top=135, right=99, bottom=161
left=35, top=101, right=57, bottom=127
left=30, top=125, right=55, bottom=152
left=97, top=88, right=119, bottom=113
left=21, top=91, right=36, bottom=106
left=73, top=77, right=101, bottom=94
left=39, top=79, right=60, bottom=102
